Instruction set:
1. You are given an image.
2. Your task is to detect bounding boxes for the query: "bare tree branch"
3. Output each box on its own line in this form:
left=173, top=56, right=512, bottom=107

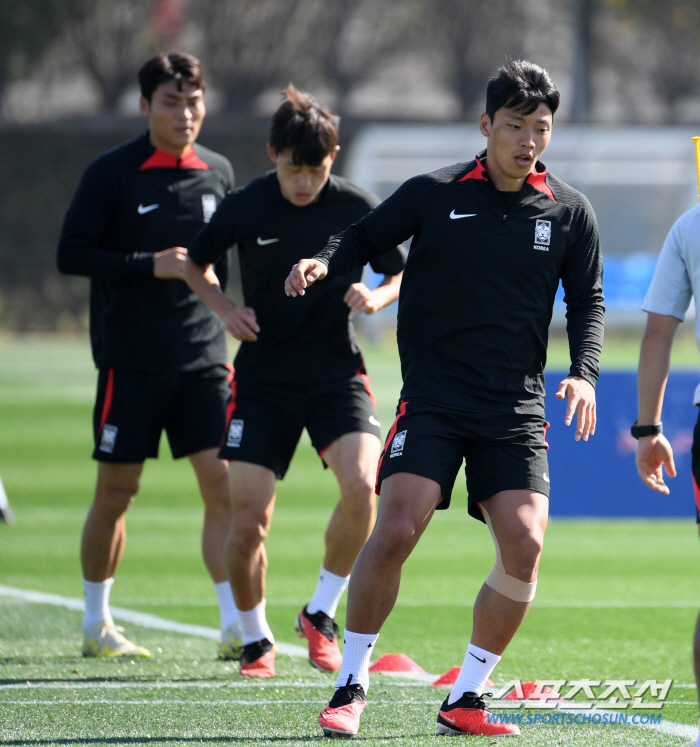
left=189, top=0, right=308, bottom=115
left=61, top=0, right=157, bottom=112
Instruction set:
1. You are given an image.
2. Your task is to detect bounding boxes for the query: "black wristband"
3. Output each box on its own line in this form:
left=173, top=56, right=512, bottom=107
left=630, top=420, right=663, bottom=439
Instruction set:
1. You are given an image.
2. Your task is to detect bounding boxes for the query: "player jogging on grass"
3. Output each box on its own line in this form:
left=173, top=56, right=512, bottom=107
left=633, top=207, right=700, bottom=747
left=185, top=85, right=405, bottom=678
left=286, top=60, right=604, bottom=737
left=57, top=53, right=240, bottom=661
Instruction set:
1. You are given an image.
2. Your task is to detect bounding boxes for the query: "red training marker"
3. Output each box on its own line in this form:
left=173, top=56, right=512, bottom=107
left=369, top=653, right=425, bottom=673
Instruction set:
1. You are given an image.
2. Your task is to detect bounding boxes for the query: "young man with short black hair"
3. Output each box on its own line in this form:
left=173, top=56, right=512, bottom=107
left=185, top=85, right=405, bottom=678
left=286, top=60, right=604, bottom=737
left=58, top=52, right=239, bottom=660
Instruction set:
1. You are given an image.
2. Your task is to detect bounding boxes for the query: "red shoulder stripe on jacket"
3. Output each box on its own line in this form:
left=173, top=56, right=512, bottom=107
left=139, top=147, right=210, bottom=171
left=527, top=170, right=555, bottom=200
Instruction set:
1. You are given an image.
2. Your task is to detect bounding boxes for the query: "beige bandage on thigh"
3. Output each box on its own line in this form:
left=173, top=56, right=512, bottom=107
left=480, top=503, right=537, bottom=603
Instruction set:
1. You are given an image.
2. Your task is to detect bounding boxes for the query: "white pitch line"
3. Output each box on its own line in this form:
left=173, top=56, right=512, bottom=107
left=114, top=598, right=700, bottom=609
left=0, top=679, right=432, bottom=691
left=0, top=684, right=694, bottom=707
left=395, top=600, right=700, bottom=608
left=1, top=584, right=697, bottom=740
left=0, top=699, right=329, bottom=706
left=0, top=698, right=456, bottom=707
left=0, top=584, right=307, bottom=658
left=0, top=680, right=695, bottom=706
left=0, top=680, right=330, bottom=691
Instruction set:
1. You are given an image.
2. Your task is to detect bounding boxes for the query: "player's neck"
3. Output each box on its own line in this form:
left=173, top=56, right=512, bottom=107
left=148, top=132, right=194, bottom=159
left=484, top=161, right=527, bottom=192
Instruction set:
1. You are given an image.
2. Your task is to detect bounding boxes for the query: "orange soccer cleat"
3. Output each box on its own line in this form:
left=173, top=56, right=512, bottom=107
left=239, top=638, right=275, bottom=678
left=437, top=691, right=521, bottom=737
left=318, top=683, right=366, bottom=737
left=295, top=606, right=342, bottom=671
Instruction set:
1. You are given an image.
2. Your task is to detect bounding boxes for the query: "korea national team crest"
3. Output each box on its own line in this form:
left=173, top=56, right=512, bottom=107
left=390, top=429, right=407, bottom=458
left=201, top=194, right=217, bottom=223
left=226, top=419, right=244, bottom=448
left=100, top=424, right=118, bottom=453
left=534, top=219, right=551, bottom=250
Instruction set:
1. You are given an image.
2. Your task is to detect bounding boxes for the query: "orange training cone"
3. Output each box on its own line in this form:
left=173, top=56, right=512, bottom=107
left=369, top=653, right=425, bottom=673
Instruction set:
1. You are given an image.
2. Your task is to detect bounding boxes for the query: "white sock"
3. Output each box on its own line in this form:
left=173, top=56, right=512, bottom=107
left=214, top=581, right=239, bottom=632
left=334, top=629, right=378, bottom=694
left=83, top=578, right=114, bottom=635
left=448, top=643, right=501, bottom=704
left=307, top=566, right=350, bottom=619
left=237, top=599, right=275, bottom=645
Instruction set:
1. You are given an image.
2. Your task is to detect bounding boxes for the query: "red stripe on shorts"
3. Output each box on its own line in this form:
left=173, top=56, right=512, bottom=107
left=543, top=420, right=550, bottom=451
left=375, top=400, right=408, bottom=495
left=99, top=368, right=114, bottom=433
left=693, top=474, right=700, bottom=517
left=356, top=362, right=377, bottom=408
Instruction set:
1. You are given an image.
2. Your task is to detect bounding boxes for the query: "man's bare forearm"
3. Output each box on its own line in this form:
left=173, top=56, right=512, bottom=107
left=369, top=272, right=403, bottom=311
left=184, top=256, right=235, bottom=321
left=637, top=313, right=678, bottom=423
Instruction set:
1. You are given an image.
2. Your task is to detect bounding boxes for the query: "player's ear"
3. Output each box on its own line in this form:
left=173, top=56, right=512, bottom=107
left=479, top=112, right=491, bottom=137
left=139, top=97, right=150, bottom=118
left=329, top=145, right=340, bottom=163
left=266, top=144, right=278, bottom=165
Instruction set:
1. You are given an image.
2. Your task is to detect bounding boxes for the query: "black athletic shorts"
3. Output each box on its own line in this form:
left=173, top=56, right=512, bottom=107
left=219, top=366, right=382, bottom=478
left=690, top=407, right=700, bottom=523
left=93, top=364, right=232, bottom=463
left=376, top=399, right=550, bottom=522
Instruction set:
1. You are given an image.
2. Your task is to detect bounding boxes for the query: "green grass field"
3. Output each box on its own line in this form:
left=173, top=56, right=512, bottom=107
left=1, top=334, right=700, bottom=746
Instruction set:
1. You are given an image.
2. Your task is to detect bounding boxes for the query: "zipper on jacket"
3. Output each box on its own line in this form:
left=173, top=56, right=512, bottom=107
left=494, top=186, right=518, bottom=234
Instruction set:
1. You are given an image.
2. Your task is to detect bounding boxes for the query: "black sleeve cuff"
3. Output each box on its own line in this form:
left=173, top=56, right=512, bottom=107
left=568, top=367, right=598, bottom=388
left=127, top=252, right=155, bottom=277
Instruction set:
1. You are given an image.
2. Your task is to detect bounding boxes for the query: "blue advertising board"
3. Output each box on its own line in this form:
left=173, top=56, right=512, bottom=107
left=544, top=370, right=698, bottom=517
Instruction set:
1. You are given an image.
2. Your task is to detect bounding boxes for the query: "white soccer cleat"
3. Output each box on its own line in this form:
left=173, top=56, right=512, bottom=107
left=82, top=621, right=151, bottom=659
left=218, top=622, right=244, bottom=661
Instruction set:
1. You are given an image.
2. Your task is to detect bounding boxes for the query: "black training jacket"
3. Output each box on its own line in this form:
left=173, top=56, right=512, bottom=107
left=57, top=132, right=234, bottom=372
left=314, top=153, right=605, bottom=416
left=189, top=171, right=406, bottom=385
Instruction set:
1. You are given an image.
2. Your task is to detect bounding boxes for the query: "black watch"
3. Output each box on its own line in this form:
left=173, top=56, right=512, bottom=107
left=630, top=420, right=663, bottom=439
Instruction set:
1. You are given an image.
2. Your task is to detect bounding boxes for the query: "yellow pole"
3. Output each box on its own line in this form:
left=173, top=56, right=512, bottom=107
left=693, top=137, right=700, bottom=203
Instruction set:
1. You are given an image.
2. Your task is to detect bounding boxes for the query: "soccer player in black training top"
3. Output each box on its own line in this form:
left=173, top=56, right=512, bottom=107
left=286, top=61, right=604, bottom=737
left=185, top=85, right=405, bottom=678
left=57, top=53, right=241, bottom=661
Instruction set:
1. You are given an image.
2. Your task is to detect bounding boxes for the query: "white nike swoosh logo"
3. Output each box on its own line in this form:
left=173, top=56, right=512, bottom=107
left=450, top=210, right=477, bottom=219
left=369, top=416, right=381, bottom=427
left=257, top=237, right=279, bottom=245
left=137, top=203, right=159, bottom=214
left=442, top=715, right=457, bottom=723
left=543, top=473, right=550, bottom=483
